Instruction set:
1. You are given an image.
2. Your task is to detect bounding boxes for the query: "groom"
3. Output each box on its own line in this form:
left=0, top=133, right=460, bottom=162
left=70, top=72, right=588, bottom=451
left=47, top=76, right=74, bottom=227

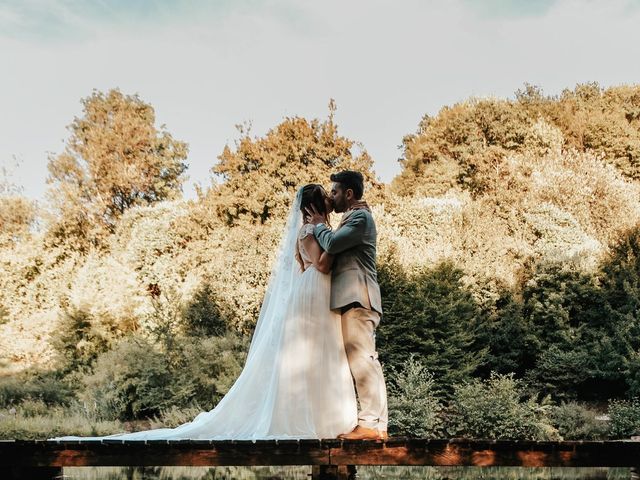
left=306, top=170, right=388, bottom=440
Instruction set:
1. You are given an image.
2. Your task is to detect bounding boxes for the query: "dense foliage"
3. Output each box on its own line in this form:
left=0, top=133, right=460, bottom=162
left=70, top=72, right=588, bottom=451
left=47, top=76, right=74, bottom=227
left=203, top=100, right=380, bottom=226
left=3, top=83, right=640, bottom=439
left=45, top=89, right=188, bottom=251
left=393, top=83, right=640, bottom=196
left=377, top=260, right=485, bottom=391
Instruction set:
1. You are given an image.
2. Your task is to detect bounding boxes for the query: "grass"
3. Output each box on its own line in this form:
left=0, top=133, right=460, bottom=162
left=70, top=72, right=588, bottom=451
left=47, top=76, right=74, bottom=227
left=0, top=399, right=124, bottom=440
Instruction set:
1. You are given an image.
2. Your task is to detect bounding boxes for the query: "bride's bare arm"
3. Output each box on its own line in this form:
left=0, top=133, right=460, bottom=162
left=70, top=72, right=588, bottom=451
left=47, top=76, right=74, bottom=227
left=301, top=235, right=334, bottom=274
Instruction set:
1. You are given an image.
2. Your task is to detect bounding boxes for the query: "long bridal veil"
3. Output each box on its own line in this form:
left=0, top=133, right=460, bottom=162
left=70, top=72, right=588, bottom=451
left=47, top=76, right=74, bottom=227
left=51, top=189, right=311, bottom=440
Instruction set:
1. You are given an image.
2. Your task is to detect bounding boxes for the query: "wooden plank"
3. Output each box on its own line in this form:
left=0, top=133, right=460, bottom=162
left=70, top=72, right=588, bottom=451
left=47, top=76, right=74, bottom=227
left=2, top=439, right=640, bottom=468
left=0, top=439, right=329, bottom=467
left=328, top=439, right=640, bottom=467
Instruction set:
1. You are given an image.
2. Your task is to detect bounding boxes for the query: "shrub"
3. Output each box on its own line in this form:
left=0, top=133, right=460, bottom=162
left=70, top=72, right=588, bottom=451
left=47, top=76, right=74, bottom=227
left=600, top=227, right=640, bottom=399
left=51, top=307, right=111, bottom=373
left=142, top=284, right=184, bottom=362
left=170, top=218, right=283, bottom=334
left=608, top=398, right=640, bottom=438
left=182, top=283, right=229, bottom=337
left=148, top=404, right=203, bottom=429
left=448, top=373, right=558, bottom=440
left=80, top=337, right=173, bottom=421
left=521, top=261, right=630, bottom=401
left=0, top=371, right=74, bottom=407
left=374, top=195, right=465, bottom=270
left=523, top=149, right=640, bottom=249
left=14, top=398, right=50, bottom=418
left=386, top=355, right=444, bottom=437
left=377, top=260, right=485, bottom=390
left=473, top=283, right=537, bottom=378
left=170, top=333, right=248, bottom=410
left=80, top=332, right=248, bottom=421
left=550, top=402, right=608, bottom=440
left=525, top=347, right=590, bottom=401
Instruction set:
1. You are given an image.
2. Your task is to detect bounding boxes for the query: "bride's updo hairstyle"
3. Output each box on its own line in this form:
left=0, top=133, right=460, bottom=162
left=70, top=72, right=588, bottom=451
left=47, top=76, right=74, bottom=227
left=299, top=183, right=327, bottom=220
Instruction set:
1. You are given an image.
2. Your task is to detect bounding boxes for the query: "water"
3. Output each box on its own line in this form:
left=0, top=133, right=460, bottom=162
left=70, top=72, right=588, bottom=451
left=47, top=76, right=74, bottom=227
left=62, top=466, right=630, bottom=479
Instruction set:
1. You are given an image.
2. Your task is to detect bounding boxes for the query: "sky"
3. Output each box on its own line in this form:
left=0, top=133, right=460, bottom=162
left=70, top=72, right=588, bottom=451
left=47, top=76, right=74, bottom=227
left=1, top=0, right=640, bottom=202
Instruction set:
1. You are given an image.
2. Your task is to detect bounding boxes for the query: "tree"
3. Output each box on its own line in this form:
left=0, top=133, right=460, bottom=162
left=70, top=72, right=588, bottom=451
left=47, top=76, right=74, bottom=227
left=0, top=157, right=37, bottom=243
left=376, top=259, right=486, bottom=391
left=182, top=282, right=228, bottom=336
left=392, top=83, right=640, bottom=196
left=599, top=226, right=640, bottom=396
left=474, top=285, right=538, bottom=378
left=204, top=100, right=380, bottom=225
left=522, top=261, right=627, bottom=400
left=0, top=196, right=35, bottom=241
left=392, top=98, right=531, bottom=197
left=45, top=89, right=188, bottom=250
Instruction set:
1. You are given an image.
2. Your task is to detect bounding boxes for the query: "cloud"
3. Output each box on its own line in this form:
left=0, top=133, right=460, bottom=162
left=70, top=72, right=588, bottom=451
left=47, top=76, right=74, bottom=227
left=1, top=0, right=640, bottom=203
left=0, top=0, right=308, bottom=42
left=462, top=0, right=558, bottom=17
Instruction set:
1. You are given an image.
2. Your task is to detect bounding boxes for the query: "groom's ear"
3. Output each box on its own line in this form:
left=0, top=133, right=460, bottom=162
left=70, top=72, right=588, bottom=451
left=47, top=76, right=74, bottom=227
left=345, top=188, right=354, bottom=201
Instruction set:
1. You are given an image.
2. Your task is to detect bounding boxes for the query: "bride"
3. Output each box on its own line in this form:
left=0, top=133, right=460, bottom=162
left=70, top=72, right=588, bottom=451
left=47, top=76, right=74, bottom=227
left=51, top=184, right=357, bottom=440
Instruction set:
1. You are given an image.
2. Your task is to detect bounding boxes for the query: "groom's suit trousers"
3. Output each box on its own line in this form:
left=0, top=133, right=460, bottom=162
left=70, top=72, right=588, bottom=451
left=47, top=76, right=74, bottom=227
left=342, top=307, right=388, bottom=431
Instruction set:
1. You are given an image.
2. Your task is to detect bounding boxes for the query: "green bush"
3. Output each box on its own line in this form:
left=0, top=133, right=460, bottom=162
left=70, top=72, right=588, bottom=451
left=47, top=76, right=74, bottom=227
left=0, top=371, right=74, bottom=407
left=80, top=337, right=173, bottom=421
left=522, top=261, right=629, bottom=400
left=550, top=402, right=608, bottom=440
left=386, top=355, right=444, bottom=437
left=448, top=373, right=558, bottom=440
left=51, top=307, right=111, bottom=373
left=608, top=398, right=640, bottom=438
left=600, top=226, right=640, bottom=396
left=377, top=260, right=485, bottom=390
left=182, top=282, right=228, bottom=336
left=15, top=398, right=50, bottom=418
left=80, top=332, right=248, bottom=421
left=171, top=333, right=248, bottom=410
left=525, top=347, right=590, bottom=401
left=473, top=282, right=537, bottom=378
left=148, top=404, right=203, bottom=429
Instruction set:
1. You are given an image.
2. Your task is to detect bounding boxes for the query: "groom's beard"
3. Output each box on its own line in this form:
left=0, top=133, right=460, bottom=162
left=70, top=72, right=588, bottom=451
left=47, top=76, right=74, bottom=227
left=332, top=201, right=346, bottom=213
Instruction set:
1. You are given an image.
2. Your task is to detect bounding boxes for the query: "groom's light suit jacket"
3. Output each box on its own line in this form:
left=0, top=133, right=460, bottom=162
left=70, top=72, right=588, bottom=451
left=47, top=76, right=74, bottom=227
left=314, top=207, right=382, bottom=315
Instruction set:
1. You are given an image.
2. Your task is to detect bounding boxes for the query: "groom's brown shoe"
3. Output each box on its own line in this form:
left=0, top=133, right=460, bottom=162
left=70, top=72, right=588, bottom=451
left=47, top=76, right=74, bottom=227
left=338, top=426, right=388, bottom=441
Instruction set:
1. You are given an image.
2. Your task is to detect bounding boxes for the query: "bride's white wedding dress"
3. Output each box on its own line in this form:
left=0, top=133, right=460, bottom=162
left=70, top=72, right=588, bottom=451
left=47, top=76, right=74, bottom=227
left=51, top=189, right=357, bottom=441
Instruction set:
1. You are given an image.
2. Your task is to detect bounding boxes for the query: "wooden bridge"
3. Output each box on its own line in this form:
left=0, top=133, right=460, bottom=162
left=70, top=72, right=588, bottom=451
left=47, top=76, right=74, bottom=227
left=3, top=438, right=640, bottom=479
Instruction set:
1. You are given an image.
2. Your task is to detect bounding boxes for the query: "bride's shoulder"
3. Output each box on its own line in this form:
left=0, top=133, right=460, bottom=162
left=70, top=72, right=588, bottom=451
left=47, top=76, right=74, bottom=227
left=298, top=223, right=315, bottom=240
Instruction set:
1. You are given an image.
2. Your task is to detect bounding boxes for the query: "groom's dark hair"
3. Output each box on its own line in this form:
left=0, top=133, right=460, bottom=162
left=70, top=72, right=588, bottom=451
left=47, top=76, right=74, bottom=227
left=330, top=170, right=364, bottom=199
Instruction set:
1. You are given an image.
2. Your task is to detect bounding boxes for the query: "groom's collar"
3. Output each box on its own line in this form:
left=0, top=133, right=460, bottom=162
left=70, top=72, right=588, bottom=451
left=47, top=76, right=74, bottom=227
left=338, top=200, right=370, bottom=228
left=345, top=200, right=371, bottom=213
